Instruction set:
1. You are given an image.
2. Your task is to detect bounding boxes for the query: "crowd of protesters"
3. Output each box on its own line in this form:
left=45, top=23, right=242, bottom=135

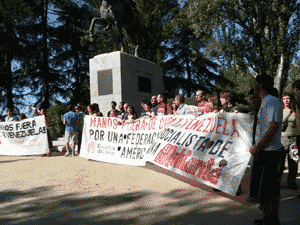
left=2, top=78, right=300, bottom=223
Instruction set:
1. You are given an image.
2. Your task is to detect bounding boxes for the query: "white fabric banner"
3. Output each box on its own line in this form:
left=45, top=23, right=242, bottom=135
left=80, top=116, right=171, bottom=166
left=80, top=113, right=253, bottom=195
left=148, top=113, right=253, bottom=195
left=0, top=116, right=48, bottom=155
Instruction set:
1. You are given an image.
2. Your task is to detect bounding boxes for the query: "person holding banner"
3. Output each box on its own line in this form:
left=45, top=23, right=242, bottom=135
left=175, top=94, right=187, bottom=115
left=206, top=95, right=221, bottom=113
left=63, top=105, right=80, bottom=157
left=5, top=108, right=18, bottom=122
left=220, top=91, right=242, bottom=113
left=195, top=90, right=210, bottom=116
left=107, top=101, right=119, bottom=117
left=124, top=105, right=137, bottom=122
left=250, top=75, right=285, bottom=225
left=156, top=93, right=172, bottom=116
left=40, top=106, right=53, bottom=157
left=151, top=95, right=158, bottom=116
left=141, top=102, right=153, bottom=118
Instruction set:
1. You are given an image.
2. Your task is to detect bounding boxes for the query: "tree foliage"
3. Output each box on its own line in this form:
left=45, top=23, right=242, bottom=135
left=183, top=0, right=300, bottom=96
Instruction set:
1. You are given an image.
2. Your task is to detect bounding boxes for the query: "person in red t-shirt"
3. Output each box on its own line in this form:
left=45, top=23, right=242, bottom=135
left=195, top=90, right=210, bottom=116
left=156, top=93, right=173, bottom=116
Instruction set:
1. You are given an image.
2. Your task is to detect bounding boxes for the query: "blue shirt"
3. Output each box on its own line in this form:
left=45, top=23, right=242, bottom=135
left=255, top=95, right=283, bottom=151
left=63, top=112, right=79, bottom=132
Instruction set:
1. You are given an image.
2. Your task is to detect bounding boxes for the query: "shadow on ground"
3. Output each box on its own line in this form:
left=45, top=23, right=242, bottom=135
left=0, top=185, right=264, bottom=225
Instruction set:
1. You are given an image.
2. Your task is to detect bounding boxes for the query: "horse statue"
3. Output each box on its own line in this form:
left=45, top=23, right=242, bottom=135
left=89, top=0, right=148, bottom=57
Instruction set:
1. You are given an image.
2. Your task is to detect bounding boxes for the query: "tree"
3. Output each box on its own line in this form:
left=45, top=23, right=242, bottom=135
left=183, top=0, right=300, bottom=96
left=163, top=12, right=220, bottom=97
left=18, top=0, right=71, bottom=108
left=0, top=0, right=30, bottom=111
left=51, top=0, right=92, bottom=106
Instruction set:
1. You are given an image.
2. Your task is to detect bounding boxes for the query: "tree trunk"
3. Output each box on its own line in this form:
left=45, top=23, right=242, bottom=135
left=185, top=49, right=191, bottom=97
left=274, top=54, right=284, bottom=97
left=42, top=0, right=50, bottom=108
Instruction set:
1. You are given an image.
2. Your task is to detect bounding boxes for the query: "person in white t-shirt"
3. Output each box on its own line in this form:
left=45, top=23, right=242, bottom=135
left=250, top=75, right=285, bottom=225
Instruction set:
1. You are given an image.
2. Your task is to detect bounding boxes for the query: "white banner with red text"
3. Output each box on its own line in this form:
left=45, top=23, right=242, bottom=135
left=0, top=116, right=48, bottom=155
left=148, top=113, right=253, bottom=195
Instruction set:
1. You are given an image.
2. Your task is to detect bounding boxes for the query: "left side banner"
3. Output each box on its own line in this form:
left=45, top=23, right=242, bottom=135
left=0, top=116, right=48, bottom=155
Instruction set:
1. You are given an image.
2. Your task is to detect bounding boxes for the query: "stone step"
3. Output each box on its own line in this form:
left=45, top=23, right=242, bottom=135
left=52, top=137, right=78, bottom=152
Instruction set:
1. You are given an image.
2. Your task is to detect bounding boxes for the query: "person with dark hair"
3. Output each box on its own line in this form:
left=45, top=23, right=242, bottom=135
left=107, top=101, right=119, bottom=117
left=269, top=87, right=279, bottom=98
left=175, top=94, right=187, bottom=115
left=5, top=108, right=18, bottom=122
left=246, top=88, right=262, bottom=204
left=156, top=93, right=172, bottom=116
left=172, top=100, right=178, bottom=114
left=206, top=95, right=221, bottom=113
left=250, top=75, right=285, bottom=225
left=124, top=105, right=137, bottom=121
left=141, top=102, right=153, bottom=118
left=18, top=113, right=27, bottom=121
left=278, top=93, right=298, bottom=190
left=75, top=105, right=85, bottom=155
left=151, top=95, right=158, bottom=116
left=118, top=102, right=125, bottom=116
left=63, top=105, right=80, bottom=157
left=220, top=90, right=242, bottom=113
left=40, top=106, right=53, bottom=157
left=91, top=103, right=103, bottom=117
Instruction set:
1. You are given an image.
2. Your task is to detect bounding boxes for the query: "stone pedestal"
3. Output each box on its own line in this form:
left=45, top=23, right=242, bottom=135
left=90, top=51, right=164, bottom=115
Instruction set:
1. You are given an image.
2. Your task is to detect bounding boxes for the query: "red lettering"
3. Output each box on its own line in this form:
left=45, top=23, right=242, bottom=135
left=154, top=144, right=178, bottom=168
left=195, top=119, right=205, bottom=132
left=112, top=119, right=118, bottom=129
left=184, top=119, right=196, bottom=130
left=180, top=118, right=190, bottom=128
left=231, top=119, right=240, bottom=137
left=183, top=158, right=200, bottom=175
left=202, top=118, right=210, bottom=133
left=141, top=119, right=146, bottom=130
left=90, top=117, right=96, bottom=127
left=206, top=168, right=222, bottom=185
left=134, top=119, right=141, bottom=131
left=209, top=117, right=216, bottom=133
left=173, top=149, right=192, bottom=171
left=189, top=119, right=202, bottom=131
left=159, top=118, right=164, bottom=129
left=215, top=117, right=223, bottom=134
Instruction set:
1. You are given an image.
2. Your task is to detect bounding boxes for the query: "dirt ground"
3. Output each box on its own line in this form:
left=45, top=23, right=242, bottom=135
left=0, top=153, right=299, bottom=225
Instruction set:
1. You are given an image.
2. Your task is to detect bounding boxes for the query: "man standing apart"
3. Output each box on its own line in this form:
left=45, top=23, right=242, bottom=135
left=250, top=75, right=285, bottom=225
left=63, top=105, right=80, bottom=157
left=175, top=94, right=187, bottom=115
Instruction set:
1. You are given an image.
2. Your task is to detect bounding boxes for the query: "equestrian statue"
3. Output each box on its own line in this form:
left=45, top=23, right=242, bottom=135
left=89, top=0, right=149, bottom=57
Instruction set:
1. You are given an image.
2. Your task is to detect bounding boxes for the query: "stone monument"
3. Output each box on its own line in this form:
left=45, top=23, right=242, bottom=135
left=90, top=51, right=164, bottom=116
